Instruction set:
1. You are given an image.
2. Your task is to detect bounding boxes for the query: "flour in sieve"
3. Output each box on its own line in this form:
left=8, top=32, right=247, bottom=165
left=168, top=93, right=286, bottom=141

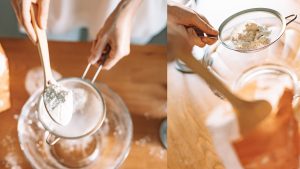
left=72, top=88, right=87, bottom=113
left=231, top=21, right=271, bottom=50
left=44, top=84, right=74, bottom=126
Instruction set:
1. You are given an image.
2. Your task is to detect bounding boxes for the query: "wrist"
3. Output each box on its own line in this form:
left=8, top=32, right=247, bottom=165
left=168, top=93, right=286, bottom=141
left=116, top=0, right=142, bottom=18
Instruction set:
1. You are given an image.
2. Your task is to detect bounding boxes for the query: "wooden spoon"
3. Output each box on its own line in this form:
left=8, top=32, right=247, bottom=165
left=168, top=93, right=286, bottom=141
left=30, top=6, right=55, bottom=86
left=30, top=6, right=73, bottom=126
left=177, top=53, right=272, bottom=135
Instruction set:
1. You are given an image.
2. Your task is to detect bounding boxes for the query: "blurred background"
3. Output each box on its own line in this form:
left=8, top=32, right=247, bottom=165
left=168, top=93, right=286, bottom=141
left=0, top=0, right=166, bottom=44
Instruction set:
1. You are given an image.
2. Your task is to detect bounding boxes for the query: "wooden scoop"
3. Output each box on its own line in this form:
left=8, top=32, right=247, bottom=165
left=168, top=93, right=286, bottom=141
left=30, top=6, right=73, bottom=126
left=177, top=53, right=272, bottom=135
left=30, top=6, right=55, bottom=86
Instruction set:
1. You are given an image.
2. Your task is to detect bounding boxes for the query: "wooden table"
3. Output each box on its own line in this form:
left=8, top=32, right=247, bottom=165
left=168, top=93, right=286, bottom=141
left=0, top=38, right=167, bottom=169
left=168, top=62, right=225, bottom=169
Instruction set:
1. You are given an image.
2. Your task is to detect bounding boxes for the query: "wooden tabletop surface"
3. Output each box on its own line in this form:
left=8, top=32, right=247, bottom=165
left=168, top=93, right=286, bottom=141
left=167, top=62, right=225, bottom=169
left=0, top=38, right=167, bottom=169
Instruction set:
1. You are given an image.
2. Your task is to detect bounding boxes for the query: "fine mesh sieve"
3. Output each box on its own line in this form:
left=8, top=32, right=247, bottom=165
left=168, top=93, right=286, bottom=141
left=38, top=78, right=106, bottom=145
left=39, top=51, right=110, bottom=145
left=219, top=8, right=297, bottom=53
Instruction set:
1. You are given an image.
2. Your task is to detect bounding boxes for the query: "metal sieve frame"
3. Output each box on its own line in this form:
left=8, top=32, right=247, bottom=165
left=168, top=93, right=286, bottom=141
left=38, top=77, right=107, bottom=144
left=218, top=8, right=297, bottom=53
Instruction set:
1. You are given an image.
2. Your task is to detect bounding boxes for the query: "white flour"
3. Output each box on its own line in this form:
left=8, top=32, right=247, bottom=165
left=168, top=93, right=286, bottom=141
left=135, top=136, right=151, bottom=147
left=135, top=136, right=166, bottom=160
left=4, top=153, right=22, bottom=169
left=149, top=146, right=166, bottom=160
left=72, top=88, right=87, bottom=112
left=44, top=84, right=73, bottom=126
left=231, top=21, right=271, bottom=50
left=1, top=136, right=22, bottom=169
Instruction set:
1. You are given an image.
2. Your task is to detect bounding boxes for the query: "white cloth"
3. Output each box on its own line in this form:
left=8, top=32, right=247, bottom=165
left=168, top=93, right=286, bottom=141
left=47, top=0, right=167, bottom=44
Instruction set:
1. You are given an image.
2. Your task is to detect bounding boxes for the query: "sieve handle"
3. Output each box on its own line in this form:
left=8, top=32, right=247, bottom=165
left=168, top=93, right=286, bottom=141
left=285, top=14, right=297, bottom=25
left=81, top=45, right=111, bottom=84
left=46, top=131, right=60, bottom=145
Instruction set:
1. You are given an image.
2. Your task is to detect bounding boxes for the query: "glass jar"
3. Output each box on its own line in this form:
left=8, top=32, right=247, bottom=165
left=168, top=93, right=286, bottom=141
left=206, top=64, right=300, bottom=169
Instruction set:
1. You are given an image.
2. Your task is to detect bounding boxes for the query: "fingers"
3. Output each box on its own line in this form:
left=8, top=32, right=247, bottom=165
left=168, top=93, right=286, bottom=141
left=88, top=35, right=107, bottom=64
left=12, top=0, right=49, bottom=43
left=89, top=39, right=129, bottom=70
left=187, top=27, right=205, bottom=47
left=102, top=44, right=129, bottom=70
left=201, top=36, right=218, bottom=45
left=195, top=12, right=213, bottom=27
left=186, top=26, right=218, bottom=47
left=22, top=0, right=37, bottom=42
left=191, top=12, right=218, bottom=36
left=89, top=29, right=108, bottom=64
left=38, top=0, right=50, bottom=29
left=102, top=50, right=119, bottom=70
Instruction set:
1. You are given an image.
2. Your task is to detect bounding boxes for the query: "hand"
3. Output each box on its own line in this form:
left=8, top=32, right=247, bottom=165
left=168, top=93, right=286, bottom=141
left=11, top=0, right=50, bottom=43
left=89, top=12, right=131, bottom=70
left=89, top=0, right=141, bottom=70
left=168, top=24, right=194, bottom=59
left=168, top=3, right=218, bottom=47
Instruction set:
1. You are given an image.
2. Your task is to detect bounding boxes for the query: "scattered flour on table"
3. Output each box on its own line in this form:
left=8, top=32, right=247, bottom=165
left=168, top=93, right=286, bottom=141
left=1, top=136, right=22, bottom=169
left=13, top=114, right=19, bottom=120
left=1, top=135, right=15, bottom=151
left=3, top=152, right=22, bottom=169
left=231, top=21, right=271, bottom=50
left=135, top=136, right=166, bottom=160
left=149, top=146, right=166, bottom=160
left=135, top=136, right=151, bottom=147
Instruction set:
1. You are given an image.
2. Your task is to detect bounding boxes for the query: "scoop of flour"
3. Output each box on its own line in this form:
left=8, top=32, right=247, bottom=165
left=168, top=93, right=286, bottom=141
left=231, top=20, right=271, bottom=50
left=43, top=84, right=74, bottom=126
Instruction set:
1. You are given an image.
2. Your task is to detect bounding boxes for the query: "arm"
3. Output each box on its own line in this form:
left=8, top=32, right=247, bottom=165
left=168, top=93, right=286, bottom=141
left=168, top=2, right=218, bottom=47
left=89, top=0, right=142, bottom=70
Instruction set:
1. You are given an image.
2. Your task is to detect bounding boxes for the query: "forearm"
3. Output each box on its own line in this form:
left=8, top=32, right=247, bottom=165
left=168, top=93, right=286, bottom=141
left=117, top=0, right=142, bottom=20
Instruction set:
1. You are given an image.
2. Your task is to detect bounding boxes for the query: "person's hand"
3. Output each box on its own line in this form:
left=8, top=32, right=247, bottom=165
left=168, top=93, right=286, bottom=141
left=89, top=0, right=141, bottom=70
left=11, top=0, right=50, bottom=43
left=168, top=3, right=218, bottom=48
left=89, top=12, right=131, bottom=70
left=168, top=24, right=193, bottom=59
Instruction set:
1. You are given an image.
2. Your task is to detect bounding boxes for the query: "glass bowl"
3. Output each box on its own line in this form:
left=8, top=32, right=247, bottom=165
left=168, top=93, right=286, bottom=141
left=18, top=83, right=133, bottom=169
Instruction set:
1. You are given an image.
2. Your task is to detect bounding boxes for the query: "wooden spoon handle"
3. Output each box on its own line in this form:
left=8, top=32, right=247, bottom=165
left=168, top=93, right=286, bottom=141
left=30, top=6, right=54, bottom=86
left=177, top=52, right=242, bottom=105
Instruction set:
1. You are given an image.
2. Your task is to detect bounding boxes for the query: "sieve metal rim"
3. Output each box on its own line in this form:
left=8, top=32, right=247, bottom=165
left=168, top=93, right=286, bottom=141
left=38, top=77, right=107, bottom=140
